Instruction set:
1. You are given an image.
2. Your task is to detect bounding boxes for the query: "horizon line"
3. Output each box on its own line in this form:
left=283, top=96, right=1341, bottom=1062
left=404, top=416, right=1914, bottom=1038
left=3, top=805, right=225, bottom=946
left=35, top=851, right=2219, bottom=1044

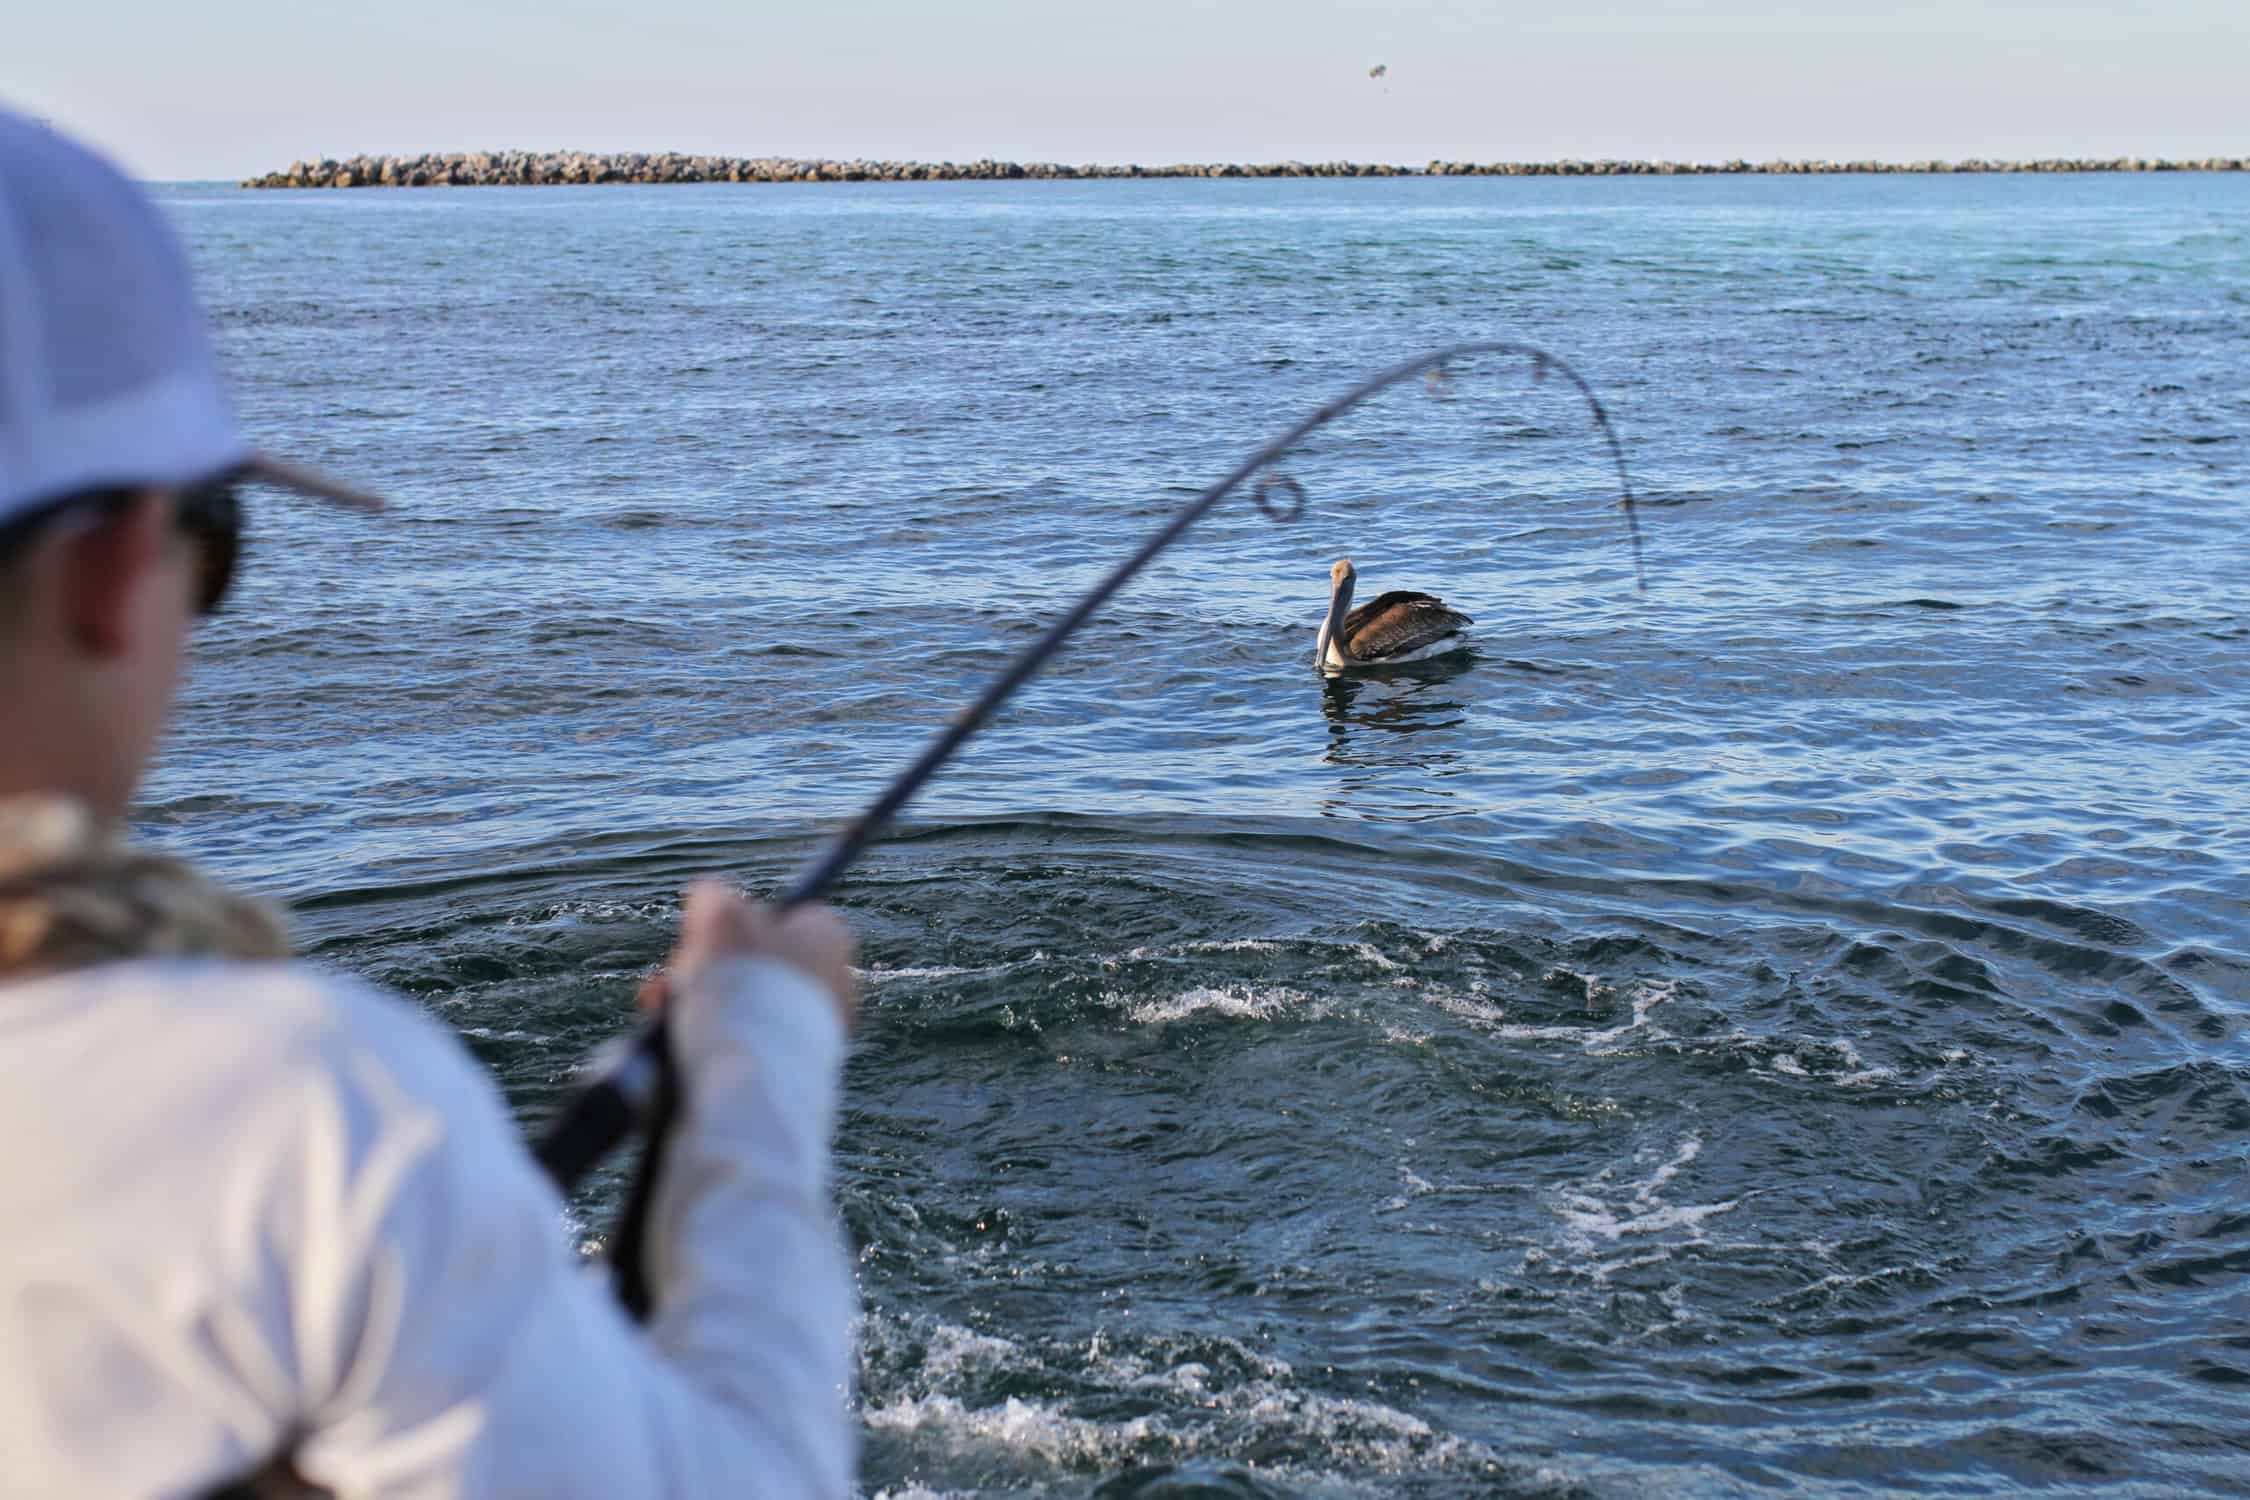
left=236, top=149, right=2250, bottom=189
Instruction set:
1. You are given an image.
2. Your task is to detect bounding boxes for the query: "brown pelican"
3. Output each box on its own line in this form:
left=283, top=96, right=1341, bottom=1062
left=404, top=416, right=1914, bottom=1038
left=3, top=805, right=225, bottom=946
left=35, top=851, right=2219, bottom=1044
left=1314, top=558, right=1473, bottom=670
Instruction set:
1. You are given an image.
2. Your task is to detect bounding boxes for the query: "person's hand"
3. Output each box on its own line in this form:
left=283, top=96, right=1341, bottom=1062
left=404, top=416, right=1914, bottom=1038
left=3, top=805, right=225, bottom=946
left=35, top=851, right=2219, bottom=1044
left=638, top=880, right=857, bottom=1034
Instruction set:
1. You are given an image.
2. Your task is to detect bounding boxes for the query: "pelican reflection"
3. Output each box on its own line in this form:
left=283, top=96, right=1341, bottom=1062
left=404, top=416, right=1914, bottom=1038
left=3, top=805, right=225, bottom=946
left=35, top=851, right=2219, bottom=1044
left=1321, top=659, right=1474, bottom=758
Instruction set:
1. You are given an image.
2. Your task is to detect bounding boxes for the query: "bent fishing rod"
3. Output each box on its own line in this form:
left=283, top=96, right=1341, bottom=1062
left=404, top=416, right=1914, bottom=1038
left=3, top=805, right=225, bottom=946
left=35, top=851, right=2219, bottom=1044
left=533, top=340, right=1645, bottom=1210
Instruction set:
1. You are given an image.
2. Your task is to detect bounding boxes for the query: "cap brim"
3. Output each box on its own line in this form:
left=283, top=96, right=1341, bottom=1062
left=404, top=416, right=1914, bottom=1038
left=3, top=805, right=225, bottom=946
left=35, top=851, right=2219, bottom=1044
left=238, top=453, right=387, bottom=513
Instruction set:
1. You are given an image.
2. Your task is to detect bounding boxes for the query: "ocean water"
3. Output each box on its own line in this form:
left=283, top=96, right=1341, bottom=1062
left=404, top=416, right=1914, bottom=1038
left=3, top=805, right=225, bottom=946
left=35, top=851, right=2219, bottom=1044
left=151, top=174, right=2246, bottom=1496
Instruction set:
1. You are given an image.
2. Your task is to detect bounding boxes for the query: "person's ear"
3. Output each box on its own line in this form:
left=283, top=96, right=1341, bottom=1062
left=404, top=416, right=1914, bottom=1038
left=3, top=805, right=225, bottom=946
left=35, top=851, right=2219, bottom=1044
left=61, top=494, right=174, bottom=656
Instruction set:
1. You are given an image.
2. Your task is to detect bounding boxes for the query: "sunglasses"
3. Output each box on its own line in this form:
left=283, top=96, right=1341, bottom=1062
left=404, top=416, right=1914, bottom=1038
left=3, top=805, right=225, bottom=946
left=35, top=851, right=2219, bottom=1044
left=173, top=475, right=242, bottom=617
left=1, top=478, right=240, bottom=617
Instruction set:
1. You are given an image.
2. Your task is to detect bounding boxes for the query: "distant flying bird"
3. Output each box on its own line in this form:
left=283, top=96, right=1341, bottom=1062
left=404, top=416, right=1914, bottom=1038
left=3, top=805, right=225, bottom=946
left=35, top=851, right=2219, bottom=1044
left=1368, top=64, right=1388, bottom=80
left=1314, top=558, right=1473, bottom=670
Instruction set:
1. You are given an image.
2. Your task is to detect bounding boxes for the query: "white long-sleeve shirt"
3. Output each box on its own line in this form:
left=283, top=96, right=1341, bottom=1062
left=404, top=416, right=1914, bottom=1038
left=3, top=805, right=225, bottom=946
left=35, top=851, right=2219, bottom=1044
left=0, top=955, right=854, bottom=1498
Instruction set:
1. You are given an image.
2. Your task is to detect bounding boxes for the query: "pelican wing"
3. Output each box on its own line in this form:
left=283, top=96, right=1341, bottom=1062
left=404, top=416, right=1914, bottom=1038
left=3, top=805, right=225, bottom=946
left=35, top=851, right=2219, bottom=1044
left=1342, top=591, right=1473, bottom=661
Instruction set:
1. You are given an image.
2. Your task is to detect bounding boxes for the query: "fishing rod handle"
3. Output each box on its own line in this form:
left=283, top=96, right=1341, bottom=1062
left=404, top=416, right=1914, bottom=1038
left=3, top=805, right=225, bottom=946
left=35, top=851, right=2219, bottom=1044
left=531, top=859, right=833, bottom=1192
left=533, top=1028, right=667, bottom=1187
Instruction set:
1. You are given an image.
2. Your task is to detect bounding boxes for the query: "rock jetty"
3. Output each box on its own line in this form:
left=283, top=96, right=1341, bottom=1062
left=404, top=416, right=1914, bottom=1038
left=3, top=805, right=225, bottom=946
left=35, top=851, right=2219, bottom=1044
left=243, top=151, right=2250, bottom=189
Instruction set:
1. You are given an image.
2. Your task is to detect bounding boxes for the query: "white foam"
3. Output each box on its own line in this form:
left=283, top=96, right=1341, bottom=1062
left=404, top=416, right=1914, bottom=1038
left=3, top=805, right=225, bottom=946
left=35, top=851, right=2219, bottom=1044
left=1539, top=965, right=1613, bottom=1004
left=859, top=1317, right=1496, bottom=1478
left=1586, top=980, right=1678, bottom=1051
left=1548, top=1134, right=1741, bottom=1269
left=1119, top=937, right=1285, bottom=961
left=502, top=898, right=662, bottom=926
left=1826, top=1039, right=1898, bottom=1087
left=456, top=1025, right=545, bottom=1043
left=862, top=1392, right=1154, bottom=1463
left=860, top=1379, right=1495, bottom=1476
left=1831, top=1068, right=1894, bottom=1087
left=1432, top=977, right=1676, bottom=1053
left=1754, top=1035, right=1899, bottom=1089
left=1554, top=1194, right=1741, bottom=1243
left=1634, top=1134, right=1701, bottom=1202
left=1124, top=985, right=1307, bottom=1025
left=1586, top=1248, right=1683, bottom=1282
left=1427, top=991, right=1509, bottom=1027
left=1377, top=1165, right=1438, bottom=1213
left=919, top=1322, right=1023, bottom=1381
left=1782, top=1264, right=1921, bottom=1304
left=1083, top=1333, right=1295, bottom=1390
left=1348, top=941, right=1404, bottom=972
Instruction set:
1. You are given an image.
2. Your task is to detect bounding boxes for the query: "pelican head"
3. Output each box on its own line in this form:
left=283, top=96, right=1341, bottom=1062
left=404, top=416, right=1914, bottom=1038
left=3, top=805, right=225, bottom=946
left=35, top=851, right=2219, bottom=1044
left=1316, top=557, right=1359, bottom=668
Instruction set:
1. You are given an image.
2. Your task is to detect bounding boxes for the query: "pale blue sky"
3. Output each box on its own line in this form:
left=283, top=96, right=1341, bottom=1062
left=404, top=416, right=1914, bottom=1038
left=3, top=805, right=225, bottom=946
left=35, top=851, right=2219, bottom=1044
left=9, top=2, right=2246, bottom=180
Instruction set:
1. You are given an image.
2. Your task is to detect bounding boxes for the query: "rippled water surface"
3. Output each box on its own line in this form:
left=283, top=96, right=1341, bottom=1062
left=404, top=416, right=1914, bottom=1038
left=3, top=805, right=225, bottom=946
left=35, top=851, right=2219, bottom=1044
left=154, top=175, right=2247, bottom=1496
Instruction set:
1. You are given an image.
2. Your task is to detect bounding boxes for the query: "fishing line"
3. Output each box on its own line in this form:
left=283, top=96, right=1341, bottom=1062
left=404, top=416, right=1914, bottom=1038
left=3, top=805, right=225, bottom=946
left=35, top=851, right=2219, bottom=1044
left=530, top=340, right=1645, bottom=1314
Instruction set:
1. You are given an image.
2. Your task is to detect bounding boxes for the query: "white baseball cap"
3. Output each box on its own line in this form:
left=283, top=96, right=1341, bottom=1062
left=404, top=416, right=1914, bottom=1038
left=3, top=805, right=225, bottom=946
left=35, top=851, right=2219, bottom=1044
left=0, top=106, right=384, bottom=528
